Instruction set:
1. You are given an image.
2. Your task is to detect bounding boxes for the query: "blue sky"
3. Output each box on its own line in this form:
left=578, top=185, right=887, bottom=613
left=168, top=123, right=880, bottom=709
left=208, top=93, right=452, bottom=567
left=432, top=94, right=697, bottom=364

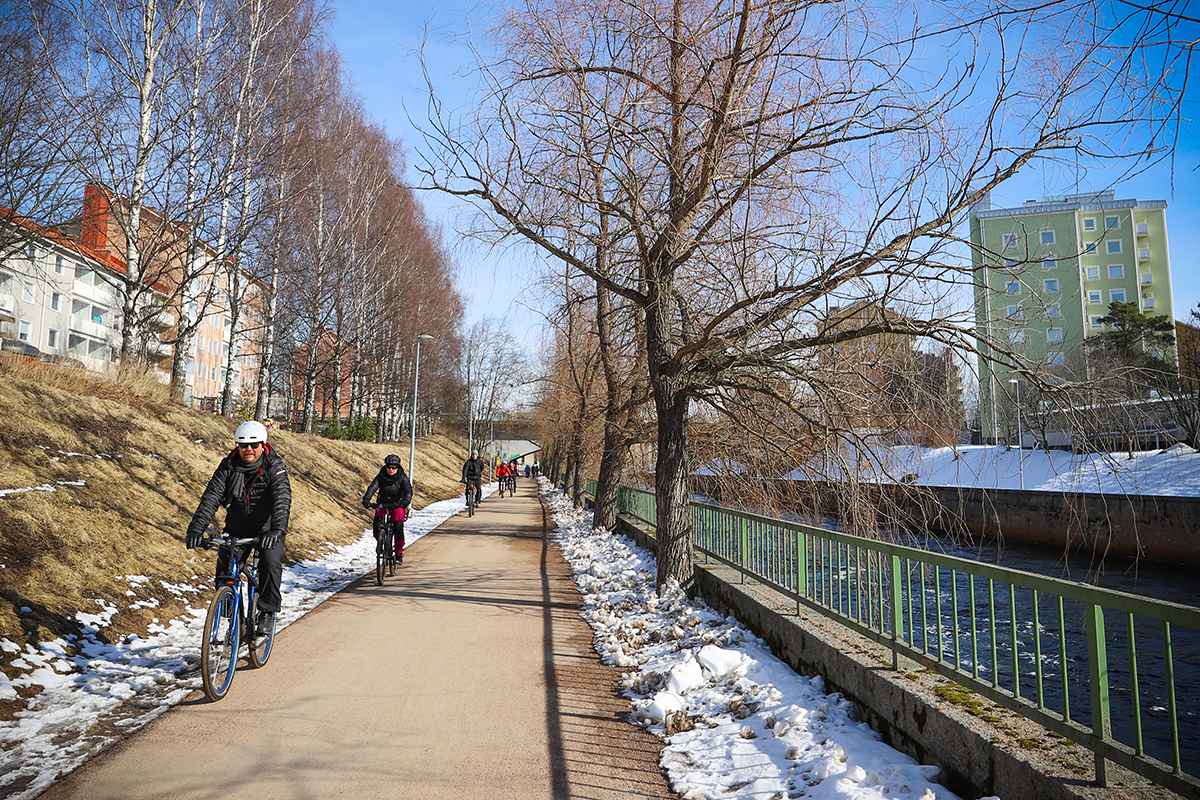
left=329, top=1, right=1200, bottom=344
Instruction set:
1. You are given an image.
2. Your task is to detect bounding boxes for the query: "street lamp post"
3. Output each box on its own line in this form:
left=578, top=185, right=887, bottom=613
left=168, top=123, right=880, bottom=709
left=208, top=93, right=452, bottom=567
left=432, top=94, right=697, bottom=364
left=1009, top=378, right=1024, bottom=490
left=409, top=334, right=434, bottom=484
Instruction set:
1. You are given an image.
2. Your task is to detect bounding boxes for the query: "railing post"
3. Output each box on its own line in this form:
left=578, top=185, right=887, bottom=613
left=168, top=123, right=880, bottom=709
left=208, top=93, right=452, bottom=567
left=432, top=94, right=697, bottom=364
left=1085, top=602, right=1112, bottom=787
left=740, top=515, right=748, bottom=584
left=891, top=554, right=902, bottom=670
left=796, top=528, right=807, bottom=615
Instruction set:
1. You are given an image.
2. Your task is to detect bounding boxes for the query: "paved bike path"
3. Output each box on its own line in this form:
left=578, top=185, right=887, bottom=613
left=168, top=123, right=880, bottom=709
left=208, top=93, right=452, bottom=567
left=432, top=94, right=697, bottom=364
left=41, top=480, right=676, bottom=799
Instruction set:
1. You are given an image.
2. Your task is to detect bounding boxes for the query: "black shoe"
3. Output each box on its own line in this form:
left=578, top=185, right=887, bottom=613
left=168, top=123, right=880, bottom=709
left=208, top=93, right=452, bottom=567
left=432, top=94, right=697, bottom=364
left=256, top=612, right=276, bottom=636
left=397, top=553, right=404, bottom=564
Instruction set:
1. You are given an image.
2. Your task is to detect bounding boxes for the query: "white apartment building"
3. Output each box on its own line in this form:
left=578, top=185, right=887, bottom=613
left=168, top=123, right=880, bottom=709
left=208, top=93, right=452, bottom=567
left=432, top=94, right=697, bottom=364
left=0, top=186, right=263, bottom=407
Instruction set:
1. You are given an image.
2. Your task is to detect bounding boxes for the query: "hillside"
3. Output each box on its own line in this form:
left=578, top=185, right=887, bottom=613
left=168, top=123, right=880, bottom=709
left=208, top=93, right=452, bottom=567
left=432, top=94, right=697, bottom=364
left=0, top=357, right=468, bottom=717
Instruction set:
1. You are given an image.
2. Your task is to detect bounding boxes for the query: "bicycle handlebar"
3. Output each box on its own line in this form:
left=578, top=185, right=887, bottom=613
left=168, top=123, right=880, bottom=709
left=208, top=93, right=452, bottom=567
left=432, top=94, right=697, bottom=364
left=201, top=535, right=259, bottom=550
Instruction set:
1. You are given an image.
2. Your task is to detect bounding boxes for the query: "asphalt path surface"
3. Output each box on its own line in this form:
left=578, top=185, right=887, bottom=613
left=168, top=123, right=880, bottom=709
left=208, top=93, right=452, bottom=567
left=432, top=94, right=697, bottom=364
left=41, top=479, right=676, bottom=799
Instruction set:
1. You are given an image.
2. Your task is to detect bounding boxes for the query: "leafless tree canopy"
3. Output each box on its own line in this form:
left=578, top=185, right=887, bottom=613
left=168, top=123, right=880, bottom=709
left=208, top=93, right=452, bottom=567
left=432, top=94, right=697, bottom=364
left=416, top=0, right=1195, bottom=588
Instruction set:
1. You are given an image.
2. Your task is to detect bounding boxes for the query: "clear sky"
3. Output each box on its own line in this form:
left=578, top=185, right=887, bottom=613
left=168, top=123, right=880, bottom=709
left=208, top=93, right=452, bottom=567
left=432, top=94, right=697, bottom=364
left=328, top=0, right=1200, bottom=347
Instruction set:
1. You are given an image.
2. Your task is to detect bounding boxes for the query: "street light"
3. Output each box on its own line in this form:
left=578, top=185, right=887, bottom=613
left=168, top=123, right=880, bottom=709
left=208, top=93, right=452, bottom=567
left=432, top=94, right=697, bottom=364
left=409, top=334, right=435, bottom=484
left=1009, top=378, right=1024, bottom=491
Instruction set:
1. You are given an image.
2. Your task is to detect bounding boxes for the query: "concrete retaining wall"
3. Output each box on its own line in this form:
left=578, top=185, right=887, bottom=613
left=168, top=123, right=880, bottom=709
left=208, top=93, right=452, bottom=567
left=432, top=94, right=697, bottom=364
left=613, top=513, right=1176, bottom=800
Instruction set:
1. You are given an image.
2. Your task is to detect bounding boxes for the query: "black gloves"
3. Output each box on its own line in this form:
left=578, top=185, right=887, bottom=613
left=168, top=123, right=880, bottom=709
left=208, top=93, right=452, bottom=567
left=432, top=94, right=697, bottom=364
left=186, top=529, right=203, bottom=549
left=260, top=532, right=281, bottom=550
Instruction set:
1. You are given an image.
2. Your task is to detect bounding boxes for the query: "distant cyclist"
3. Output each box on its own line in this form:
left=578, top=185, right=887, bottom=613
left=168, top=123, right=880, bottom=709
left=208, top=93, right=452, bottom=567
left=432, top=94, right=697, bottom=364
left=461, top=449, right=484, bottom=507
left=362, top=454, right=413, bottom=563
left=495, top=461, right=511, bottom=494
left=185, top=420, right=292, bottom=636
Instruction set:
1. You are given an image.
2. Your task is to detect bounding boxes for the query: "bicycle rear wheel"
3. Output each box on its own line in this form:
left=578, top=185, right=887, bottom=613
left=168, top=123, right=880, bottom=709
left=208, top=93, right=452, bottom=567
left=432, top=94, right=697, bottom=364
left=201, top=585, right=239, bottom=701
left=247, top=592, right=276, bottom=669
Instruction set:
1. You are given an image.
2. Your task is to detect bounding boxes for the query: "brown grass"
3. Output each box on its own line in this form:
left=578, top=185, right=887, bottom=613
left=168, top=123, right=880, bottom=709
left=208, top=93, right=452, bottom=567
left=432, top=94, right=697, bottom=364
left=0, top=355, right=468, bottom=659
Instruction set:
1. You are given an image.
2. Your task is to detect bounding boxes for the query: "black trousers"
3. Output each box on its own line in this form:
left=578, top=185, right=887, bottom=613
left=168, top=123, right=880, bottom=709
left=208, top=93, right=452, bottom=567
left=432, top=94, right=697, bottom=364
left=215, top=535, right=285, bottom=613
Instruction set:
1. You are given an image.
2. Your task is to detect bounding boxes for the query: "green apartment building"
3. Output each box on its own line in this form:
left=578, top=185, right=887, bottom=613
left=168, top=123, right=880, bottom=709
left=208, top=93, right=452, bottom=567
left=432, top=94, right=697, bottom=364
left=970, top=189, right=1174, bottom=443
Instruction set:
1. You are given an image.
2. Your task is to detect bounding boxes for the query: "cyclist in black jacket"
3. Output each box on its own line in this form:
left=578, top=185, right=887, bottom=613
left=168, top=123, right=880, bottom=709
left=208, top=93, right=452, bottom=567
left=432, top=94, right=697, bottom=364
left=186, top=420, right=291, bottom=635
left=363, top=454, right=413, bottom=562
left=461, top=449, right=484, bottom=507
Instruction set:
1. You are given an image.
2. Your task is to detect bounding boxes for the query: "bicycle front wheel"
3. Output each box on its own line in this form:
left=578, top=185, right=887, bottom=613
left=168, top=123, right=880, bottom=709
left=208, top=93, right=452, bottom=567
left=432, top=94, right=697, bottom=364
left=201, top=585, right=239, bottom=701
left=247, top=593, right=276, bottom=669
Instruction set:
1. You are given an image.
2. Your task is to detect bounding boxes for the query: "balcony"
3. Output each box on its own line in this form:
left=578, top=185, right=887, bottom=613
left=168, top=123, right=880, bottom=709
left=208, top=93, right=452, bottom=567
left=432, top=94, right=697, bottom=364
left=68, top=315, right=107, bottom=340
left=1136, top=223, right=1149, bottom=235
left=1141, top=273, right=1153, bottom=285
left=1138, top=248, right=1151, bottom=261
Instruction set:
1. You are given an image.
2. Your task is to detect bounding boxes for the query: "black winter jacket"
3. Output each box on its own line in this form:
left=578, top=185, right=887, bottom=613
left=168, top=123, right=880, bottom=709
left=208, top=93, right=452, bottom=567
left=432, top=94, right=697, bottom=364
left=461, top=457, right=484, bottom=483
left=362, top=466, right=413, bottom=509
left=186, top=445, right=292, bottom=541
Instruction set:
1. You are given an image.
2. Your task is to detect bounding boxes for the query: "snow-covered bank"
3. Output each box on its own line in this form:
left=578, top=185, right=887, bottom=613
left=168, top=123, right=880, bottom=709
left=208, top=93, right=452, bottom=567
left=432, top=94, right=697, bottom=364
left=779, top=444, right=1200, bottom=497
left=542, top=480, right=991, bottom=800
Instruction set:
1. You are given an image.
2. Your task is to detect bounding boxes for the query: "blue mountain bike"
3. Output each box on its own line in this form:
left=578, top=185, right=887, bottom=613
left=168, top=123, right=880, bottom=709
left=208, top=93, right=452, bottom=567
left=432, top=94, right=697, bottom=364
left=199, top=534, right=277, bottom=701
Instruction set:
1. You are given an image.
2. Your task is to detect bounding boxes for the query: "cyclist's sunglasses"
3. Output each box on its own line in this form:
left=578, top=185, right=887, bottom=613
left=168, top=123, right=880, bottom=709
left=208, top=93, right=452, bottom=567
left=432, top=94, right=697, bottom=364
left=385, top=464, right=399, bottom=470
left=236, top=441, right=264, bottom=450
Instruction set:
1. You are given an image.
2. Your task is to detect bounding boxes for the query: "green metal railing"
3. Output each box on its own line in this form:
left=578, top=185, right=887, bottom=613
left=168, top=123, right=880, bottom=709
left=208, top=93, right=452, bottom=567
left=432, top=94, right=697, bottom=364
left=587, top=480, right=1200, bottom=798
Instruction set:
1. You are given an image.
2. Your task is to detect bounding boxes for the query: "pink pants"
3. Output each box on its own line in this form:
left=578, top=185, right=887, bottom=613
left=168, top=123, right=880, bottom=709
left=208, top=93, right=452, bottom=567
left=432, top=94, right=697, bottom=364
left=373, top=507, right=406, bottom=554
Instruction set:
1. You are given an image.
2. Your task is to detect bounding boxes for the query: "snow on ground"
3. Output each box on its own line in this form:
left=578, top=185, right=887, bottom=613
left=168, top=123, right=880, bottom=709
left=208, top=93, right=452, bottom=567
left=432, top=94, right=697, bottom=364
left=778, top=443, right=1200, bottom=497
left=0, top=490, right=491, bottom=800
left=541, top=479, right=991, bottom=800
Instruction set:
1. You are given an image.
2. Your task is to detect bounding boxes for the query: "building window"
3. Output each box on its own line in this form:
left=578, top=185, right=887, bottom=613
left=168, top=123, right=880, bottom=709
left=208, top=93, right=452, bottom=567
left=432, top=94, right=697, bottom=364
left=1111, top=289, right=1126, bottom=303
left=1002, top=233, right=1019, bottom=248
left=1009, top=329, right=1025, bottom=344
left=1091, top=315, right=1105, bottom=328
left=1040, top=230, right=1056, bottom=245
left=1047, top=352, right=1065, bottom=366
left=51, top=292, right=60, bottom=311
left=1004, top=258, right=1019, bottom=268
left=1107, top=240, right=1122, bottom=254
left=1047, top=303, right=1062, bottom=317
left=47, top=329, right=57, bottom=349
left=18, top=321, right=30, bottom=341
left=1006, top=304, right=1024, bottom=320
left=54, top=256, right=64, bottom=274
left=0, top=271, right=11, bottom=295
left=1043, top=279, right=1060, bottom=293
left=27, top=242, right=36, bottom=260
left=1083, top=218, right=1096, bottom=231
left=1047, top=327, right=1063, bottom=343
left=1108, top=264, right=1124, bottom=279
left=1084, top=242, right=1098, bottom=254
left=1086, top=266, right=1100, bottom=280
left=1042, top=258, right=1057, bottom=270
left=1088, top=290, right=1101, bottom=304
left=1005, top=280, right=1022, bottom=295
left=1105, top=216, right=1120, bottom=230
left=1144, top=297, right=1155, bottom=310
left=22, top=282, right=34, bottom=303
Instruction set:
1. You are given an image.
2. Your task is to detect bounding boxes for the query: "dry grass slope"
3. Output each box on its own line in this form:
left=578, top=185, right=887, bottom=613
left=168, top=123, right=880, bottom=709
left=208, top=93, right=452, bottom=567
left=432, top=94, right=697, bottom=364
left=0, top=356, right=468, bottom=716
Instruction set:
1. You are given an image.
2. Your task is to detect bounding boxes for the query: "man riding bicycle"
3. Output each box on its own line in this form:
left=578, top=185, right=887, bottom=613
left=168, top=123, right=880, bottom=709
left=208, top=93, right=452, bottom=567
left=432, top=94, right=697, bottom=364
left=461, top=449, right=484, bottom=508
left=363, top=454, right=413, bottom=563
left=185, top=420, right=292, bottom=636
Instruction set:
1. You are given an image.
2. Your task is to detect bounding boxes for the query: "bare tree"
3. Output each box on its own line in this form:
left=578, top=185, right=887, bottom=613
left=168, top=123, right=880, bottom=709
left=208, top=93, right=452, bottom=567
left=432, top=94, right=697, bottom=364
left=0, top=2, right=81, bottom=262
left=418, top=0, right=1194, bottom=590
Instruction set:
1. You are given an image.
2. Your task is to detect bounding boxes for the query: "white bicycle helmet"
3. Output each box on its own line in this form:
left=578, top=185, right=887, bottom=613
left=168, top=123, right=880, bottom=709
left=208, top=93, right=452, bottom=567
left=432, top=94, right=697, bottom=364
left=235, top=420, right=269, bottom=444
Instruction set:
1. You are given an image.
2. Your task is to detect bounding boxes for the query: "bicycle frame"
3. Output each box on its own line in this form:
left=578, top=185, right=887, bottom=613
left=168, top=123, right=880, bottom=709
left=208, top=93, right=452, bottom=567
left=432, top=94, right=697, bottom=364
left=201, top=534, right=272, bottom=700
